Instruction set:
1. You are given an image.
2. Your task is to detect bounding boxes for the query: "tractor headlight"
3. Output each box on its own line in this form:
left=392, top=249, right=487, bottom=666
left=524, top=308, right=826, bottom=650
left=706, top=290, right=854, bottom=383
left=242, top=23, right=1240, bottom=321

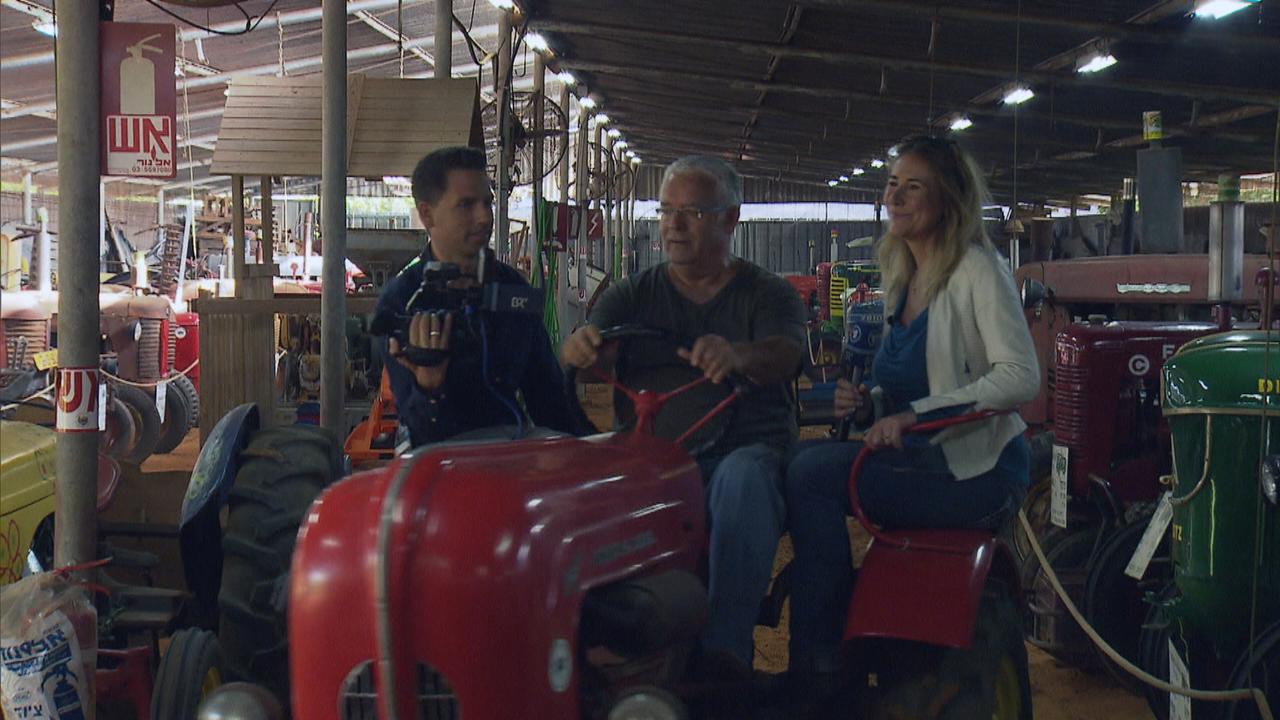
left=607, top=687, right=687, bottom=720
left=196, top=682, right=282, bottom=720
left=131, top=320, right=144, bottom=343
left=1262, top=455, right=1280, bottom=506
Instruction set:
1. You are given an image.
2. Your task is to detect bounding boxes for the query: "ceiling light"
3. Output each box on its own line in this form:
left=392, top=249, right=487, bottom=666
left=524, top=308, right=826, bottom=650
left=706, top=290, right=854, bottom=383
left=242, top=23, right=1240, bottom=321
left=852, top=167, right=866, bottom=176
left=630, top=156, right=641, bottom=165
left=1076, top=52, right=1117, bottom=74
left=488, top=0, right=515, bottom=9
left=1194, top=0, right=1259, bottom=18
left=606, top=128, right=621, bottom=138
left=827, top=180, right=839, bottom=187
left=1002, top=85, right=1035, bottom=105
left=32, top=20, right=56, bottom=37
left=838, top=175, right=849, bottom=182
left=870, top=158, right=885, bottom=168
left=592, top=113, right=610, bottom=125
left=949, top=115, right=973, bottom=131
left=615, top=140, right=628, bottom=149
left=525, top=33, right=550, bottom=53
left=579, top=96, right=597, bottom=110
left=557, top=71, right=577, bottom=86
left=625, top=150, right=636, bottom=158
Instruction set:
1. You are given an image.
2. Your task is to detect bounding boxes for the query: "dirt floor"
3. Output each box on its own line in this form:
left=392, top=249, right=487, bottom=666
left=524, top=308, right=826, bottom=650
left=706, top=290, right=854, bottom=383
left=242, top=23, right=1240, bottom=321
left=114, top=392, right=1155, bottom=718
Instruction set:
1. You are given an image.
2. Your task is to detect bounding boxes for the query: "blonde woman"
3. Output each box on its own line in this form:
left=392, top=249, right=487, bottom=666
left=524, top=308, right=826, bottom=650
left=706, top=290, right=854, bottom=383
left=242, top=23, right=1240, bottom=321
left=783, top=135, right=1039, bottom=688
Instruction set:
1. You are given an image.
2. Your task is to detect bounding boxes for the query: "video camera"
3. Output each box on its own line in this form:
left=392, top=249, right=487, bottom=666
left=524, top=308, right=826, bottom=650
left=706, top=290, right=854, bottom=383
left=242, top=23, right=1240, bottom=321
left=370, top=256, right=544, bottom=367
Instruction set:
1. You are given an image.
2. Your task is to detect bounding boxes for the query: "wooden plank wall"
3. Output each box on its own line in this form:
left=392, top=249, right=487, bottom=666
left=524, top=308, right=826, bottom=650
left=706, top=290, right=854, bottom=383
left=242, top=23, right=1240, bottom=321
left=211, top=75, right=482, bottom=178
left=195, top=265, right=276, bottom=444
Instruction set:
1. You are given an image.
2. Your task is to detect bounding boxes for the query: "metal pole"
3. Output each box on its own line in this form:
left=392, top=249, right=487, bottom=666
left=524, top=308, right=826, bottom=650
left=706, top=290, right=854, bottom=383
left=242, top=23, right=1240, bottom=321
left=260, top=176, right=274, bottom=265
left=22, top=172, right=34, bottom=225
left=603, top=134, right=613, bottom=276
left=231, top=175, right=247, bottom=285
left=100, top=180, right=107, bottom=260
left=592, top=120, right=603, bottom=273
left=434, top=0, right=452, bottom=78
left=557, top=84, right=571, bottom=339
left=157, top=188, right=166, bottom=252
left=320, top=0, right=348, bottom=438
left=532, top=52, right=545, bottom=283
left=494, top=11, right=513, bottom=261
left=614, top=145, right=625, bottom=278
left=575, top=105, right=589, bottom=324
left=53, top=0, right=100, bottom=571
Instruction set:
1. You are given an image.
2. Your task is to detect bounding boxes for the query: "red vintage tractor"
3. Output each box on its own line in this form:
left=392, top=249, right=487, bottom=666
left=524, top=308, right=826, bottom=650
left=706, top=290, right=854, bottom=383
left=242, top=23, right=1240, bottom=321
left=1012, top=252, right=1272, bottom=678
left=183, top=325, right=1030, bottom=719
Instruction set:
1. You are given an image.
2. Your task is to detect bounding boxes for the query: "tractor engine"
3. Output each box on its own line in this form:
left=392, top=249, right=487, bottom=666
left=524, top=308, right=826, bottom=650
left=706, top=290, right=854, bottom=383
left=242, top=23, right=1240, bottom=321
left=1052, top=319, right=1218, bottom=505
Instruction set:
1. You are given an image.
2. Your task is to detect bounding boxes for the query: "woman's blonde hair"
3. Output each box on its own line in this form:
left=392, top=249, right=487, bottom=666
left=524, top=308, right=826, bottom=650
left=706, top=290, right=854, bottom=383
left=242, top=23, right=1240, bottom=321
left=877, top=135, right=994, bottom=309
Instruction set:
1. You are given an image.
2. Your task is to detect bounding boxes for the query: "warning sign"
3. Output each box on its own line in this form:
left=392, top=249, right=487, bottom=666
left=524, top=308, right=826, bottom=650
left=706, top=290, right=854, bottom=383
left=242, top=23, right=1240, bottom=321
left=56, top=367, right=100, bottom=432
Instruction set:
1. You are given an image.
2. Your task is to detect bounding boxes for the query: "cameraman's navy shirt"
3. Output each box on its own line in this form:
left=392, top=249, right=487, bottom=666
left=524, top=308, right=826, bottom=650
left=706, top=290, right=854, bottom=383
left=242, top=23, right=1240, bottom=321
left=373, top=246, right=580, bottom=446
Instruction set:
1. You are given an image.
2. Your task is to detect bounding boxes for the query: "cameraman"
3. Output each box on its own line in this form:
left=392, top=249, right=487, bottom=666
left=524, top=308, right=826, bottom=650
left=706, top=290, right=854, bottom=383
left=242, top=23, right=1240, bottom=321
left=372, top=146, right=580, bottom=446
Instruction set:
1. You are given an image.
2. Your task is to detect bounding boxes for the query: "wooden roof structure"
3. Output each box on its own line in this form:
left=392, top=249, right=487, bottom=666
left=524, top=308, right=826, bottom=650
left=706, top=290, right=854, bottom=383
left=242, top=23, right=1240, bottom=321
left=211, top=74, right=483, bottom=178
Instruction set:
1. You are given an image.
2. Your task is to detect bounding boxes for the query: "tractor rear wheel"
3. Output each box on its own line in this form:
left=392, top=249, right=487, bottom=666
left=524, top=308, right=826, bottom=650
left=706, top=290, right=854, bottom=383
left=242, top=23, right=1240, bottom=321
left=1083, top=514, right=1171, bottom=690
left=113, top=383, right=161, bottom=465
left=216, top=424, right=341, bottom=709
left=153, top=381, right=192, bottom=454
left=852, top=581, right=1032, bottom=720
left=150, top=628, right=222, bottom=720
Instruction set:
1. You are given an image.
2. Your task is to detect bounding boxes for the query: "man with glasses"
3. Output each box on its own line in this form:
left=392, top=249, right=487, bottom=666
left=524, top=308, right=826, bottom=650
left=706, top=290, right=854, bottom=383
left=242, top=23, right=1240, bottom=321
left=561, top=155, right=806, bottom=681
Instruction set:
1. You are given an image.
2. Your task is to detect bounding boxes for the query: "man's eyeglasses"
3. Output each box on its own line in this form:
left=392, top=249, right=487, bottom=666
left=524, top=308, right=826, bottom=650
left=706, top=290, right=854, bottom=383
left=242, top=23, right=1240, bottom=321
left=656, top=205, right=729, bottom=222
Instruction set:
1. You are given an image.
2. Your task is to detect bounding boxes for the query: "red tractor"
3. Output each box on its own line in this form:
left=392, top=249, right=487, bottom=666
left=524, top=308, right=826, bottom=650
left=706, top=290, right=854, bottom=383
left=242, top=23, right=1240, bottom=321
left=183, top=326, right=1030, bottom=719
left=1012, top=252, right=1272, bottom=678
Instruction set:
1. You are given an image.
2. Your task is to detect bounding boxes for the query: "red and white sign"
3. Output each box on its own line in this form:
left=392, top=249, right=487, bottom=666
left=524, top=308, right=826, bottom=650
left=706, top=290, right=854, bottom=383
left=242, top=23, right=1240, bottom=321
left=548, top=202, right=605, bottom=251
left=101, top=22, right=177, bottom=178
left=57, top=368, right=100, bottom=433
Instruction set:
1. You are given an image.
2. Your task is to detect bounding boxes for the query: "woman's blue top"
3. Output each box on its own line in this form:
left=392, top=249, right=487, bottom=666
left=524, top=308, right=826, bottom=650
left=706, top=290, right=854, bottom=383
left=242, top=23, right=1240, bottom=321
left=871, top=299, right=1029, bottom=485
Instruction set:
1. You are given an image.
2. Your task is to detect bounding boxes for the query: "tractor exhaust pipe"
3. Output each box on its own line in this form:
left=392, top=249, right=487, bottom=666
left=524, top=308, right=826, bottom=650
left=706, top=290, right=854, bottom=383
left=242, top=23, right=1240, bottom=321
left=1208, top=175, right=1244, bottom=331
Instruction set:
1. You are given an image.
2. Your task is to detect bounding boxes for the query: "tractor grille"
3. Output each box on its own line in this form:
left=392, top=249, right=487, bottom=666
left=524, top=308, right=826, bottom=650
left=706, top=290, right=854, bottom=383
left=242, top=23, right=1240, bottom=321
left=137, top=319, right=163, bottom=379
left=1052, top=363, right=1089, bottom=451
left=338, top=661, right=460, bottom=720
left=4, top=319, right=49, bottom=369
left=166, top=321, right=176, bottom=375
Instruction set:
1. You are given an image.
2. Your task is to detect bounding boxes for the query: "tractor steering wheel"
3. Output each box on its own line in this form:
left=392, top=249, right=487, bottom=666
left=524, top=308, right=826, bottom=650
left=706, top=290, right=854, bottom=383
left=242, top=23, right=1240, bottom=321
left=565, top=324, right=742, bottom=457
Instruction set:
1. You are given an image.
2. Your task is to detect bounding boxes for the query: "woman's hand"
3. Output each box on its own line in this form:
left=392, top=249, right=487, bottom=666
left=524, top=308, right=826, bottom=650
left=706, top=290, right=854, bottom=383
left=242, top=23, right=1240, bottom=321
left=863, top=410, right=917, bottom=450
left=834, top=379, right=873, bottom=422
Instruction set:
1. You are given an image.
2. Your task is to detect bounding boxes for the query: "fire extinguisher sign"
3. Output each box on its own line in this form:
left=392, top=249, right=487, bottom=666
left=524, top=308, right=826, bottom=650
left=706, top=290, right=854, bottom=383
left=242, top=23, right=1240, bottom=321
left=56, top=368, right=101, bottom=433
left=100, top=22, right=177, bottom=179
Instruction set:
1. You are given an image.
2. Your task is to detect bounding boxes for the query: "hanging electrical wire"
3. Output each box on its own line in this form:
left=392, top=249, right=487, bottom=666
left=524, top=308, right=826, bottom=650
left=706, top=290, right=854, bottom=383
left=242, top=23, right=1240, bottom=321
left=143, top=0, right=280, bottom=36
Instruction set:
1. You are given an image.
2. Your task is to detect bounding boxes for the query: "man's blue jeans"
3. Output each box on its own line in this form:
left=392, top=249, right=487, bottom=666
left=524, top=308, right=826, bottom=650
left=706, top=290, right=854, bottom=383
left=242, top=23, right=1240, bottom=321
left=697, top=442, right=787, bottom=667
left=784, top=439, right=1027, bottom=674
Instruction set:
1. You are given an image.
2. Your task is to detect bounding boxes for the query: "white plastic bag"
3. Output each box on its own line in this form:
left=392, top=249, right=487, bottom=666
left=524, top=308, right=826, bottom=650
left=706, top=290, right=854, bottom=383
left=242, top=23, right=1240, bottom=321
left=1, top=571, right=97, bottom=720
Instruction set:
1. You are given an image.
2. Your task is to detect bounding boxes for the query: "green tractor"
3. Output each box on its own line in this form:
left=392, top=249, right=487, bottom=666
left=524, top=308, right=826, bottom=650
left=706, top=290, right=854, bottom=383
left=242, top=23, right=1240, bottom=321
left=1140, top=329, right=1279, bottom=719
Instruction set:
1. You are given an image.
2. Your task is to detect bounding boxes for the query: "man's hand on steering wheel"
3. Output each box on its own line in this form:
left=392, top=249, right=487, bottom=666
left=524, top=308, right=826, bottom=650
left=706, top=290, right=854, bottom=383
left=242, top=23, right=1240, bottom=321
left=561, top=324, right=605, bottom=370
left=677, top=334, right=741, bottom=384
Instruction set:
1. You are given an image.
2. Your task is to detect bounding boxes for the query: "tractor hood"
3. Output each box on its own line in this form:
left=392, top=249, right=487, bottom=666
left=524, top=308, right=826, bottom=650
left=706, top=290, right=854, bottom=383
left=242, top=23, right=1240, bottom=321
left=0, top=420, right=56, bottom=519
left=289, top=431, right=706, bottom=720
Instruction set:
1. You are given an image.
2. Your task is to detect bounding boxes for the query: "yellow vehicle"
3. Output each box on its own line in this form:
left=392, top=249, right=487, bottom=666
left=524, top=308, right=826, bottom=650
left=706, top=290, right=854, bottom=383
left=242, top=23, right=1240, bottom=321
left=0, top=419, right=56, bottom=585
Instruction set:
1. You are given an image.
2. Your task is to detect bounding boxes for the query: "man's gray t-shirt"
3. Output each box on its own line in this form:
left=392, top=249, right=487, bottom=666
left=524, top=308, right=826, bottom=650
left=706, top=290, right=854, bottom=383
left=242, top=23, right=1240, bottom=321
left=589, top=260, right=807, bottom=455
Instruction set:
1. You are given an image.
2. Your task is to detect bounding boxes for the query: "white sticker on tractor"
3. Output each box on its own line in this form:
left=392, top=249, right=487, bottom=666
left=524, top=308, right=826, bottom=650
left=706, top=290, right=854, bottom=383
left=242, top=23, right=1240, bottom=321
left=548, top=638, right=572, bottom=693
left=1126, top=493, right=1173, bottom=580
left=98, top=382, right=108, bottom=429
left=155, top=381, right=167, bottom=424
left=1051, top=444, right=1069, bottom=529
left=1169, top=640, right=1192, bottom=720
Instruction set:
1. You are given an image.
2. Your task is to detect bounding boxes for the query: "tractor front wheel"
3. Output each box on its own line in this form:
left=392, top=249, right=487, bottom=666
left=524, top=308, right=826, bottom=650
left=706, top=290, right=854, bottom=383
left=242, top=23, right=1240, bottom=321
left=216, top=424, right=341, bottom=710
left=150, top=628, right=223, bottom=720
left=153, top=381, right=192, bottom=455
left=851, top=582, right=1032, bottom=720
left=113, top=383, right=161, bottom=465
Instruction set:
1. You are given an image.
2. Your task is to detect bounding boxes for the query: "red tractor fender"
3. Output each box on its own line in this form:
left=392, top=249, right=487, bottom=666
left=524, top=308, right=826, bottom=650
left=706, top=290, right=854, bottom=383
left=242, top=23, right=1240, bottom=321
left=844, top=529, right=1020, bottom=649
